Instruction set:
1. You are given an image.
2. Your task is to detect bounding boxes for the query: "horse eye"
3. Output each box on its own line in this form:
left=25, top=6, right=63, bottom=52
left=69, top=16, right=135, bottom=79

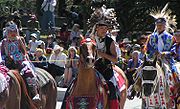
left=86, top=58, right=90, bottom=63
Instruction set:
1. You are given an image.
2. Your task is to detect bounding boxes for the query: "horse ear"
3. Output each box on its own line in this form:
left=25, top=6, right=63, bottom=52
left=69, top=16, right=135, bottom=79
left=153, top=56, right=157, bottom=66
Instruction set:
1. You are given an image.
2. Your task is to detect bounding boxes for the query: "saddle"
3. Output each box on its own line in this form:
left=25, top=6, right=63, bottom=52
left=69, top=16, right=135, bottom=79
left=35, top=68, right=50, bottom=88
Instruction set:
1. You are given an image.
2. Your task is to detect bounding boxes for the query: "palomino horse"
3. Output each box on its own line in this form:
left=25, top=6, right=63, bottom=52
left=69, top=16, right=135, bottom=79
left=1, top=60, right=57, bottom=109
left=133, top=57, right=171, bottom=108
left=61, top=38, right=127, bottom=109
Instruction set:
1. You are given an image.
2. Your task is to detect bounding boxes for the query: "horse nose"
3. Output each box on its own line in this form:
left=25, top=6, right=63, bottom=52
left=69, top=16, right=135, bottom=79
left=86, top=56, right=95, bottom=63
left=143, top=83, right=153, bottom=97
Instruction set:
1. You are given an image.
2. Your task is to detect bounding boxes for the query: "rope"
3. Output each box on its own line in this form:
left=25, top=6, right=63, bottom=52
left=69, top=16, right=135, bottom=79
left=30, top=58, right=79, bottom=63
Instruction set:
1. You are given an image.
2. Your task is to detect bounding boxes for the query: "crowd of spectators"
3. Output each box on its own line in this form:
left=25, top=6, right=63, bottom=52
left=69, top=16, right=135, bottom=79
left=0, top=7, right=150, bottom=88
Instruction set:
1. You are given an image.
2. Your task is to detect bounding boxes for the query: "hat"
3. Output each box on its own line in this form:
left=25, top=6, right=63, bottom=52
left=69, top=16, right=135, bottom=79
left=36, top=48, right=43, bottom=53
left=122, top=38, right=132, bottom=44
left=47, top=34, right=54, bottom=39
left=68, top=46, right=77, bottom=53
left=53, top=45, right=63, bottom=51
left=30, top=33, right=37, bottom=39
left=155, top=18, right=166, bottom=24
left=96, top=20, right=108, bottom=26
left=125, top=44, right=132, bottom=48
left=133, top=44, right=141, bottom=50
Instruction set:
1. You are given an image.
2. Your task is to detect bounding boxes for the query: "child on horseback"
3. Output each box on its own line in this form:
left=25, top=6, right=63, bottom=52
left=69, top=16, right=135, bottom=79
left=0, top=21, right=41, bottom=103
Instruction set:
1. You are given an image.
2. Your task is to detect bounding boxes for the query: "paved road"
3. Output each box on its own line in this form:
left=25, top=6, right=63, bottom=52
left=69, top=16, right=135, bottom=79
left=56, top=87, right=142, bottom=109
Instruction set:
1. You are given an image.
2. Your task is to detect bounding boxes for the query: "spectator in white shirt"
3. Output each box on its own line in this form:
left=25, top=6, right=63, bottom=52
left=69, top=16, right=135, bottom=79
left=28, top=33, right=40, bottom=53
left=41, top=0, right=56, bottom=33
left=48, top=45, right=67, bottom=78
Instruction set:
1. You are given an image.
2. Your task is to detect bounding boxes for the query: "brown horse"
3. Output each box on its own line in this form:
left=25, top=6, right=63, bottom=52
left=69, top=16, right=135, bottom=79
left=62, top=38, right=127, bottom=109
left=62, top=38, right=109, bottom=109
left=0, top=67, right=57, bottom=109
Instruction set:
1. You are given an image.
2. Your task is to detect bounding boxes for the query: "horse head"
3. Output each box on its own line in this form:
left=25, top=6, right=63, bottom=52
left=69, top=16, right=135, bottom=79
left=141, top=55, right=158, bottom=97
left=79, top=38, right=96, bottom=68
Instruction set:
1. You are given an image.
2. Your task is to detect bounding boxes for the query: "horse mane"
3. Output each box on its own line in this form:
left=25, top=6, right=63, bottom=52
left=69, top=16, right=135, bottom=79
left=11, top=70, right=37, bottom=109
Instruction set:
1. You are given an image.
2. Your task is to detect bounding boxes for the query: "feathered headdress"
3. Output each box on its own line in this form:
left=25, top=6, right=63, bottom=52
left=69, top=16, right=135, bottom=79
left=87, top=3, right=119, bottom=29
left=150, top=3, right=177, bottom=33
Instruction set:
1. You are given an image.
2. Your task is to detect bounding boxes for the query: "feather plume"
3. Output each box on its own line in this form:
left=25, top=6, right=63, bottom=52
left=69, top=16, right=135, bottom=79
left=87, top=4, right=119, bottom=29
left=150, top=3, right=177, bottom=33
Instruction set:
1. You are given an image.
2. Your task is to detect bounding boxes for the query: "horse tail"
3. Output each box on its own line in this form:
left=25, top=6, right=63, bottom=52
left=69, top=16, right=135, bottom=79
left=12, top=70, right=37, bottom=109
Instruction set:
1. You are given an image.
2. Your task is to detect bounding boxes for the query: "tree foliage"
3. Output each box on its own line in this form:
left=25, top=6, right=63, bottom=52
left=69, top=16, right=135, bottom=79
left=61, top=0, right=179, bottom=36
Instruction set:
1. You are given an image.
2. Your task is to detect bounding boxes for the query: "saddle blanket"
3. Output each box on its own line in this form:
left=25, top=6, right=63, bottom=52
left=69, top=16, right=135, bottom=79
left=67, top=96, right=98, bottom=109
left=0, top=73, right=8, bottom=93
left=0, top=65, right=9, bottom=93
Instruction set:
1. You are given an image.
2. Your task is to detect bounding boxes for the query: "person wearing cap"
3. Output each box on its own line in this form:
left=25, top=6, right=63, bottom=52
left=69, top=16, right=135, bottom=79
left=133, top=44, right=141, bottom=51
left=63, top=46, right=79, bottom=87
left=93, top=20, right=119, bottom=109
left=28, top=33, right=41, bottom=54
left=48, top=45, right=67, bottom=78
left=1, top=21, right=41, bottom=103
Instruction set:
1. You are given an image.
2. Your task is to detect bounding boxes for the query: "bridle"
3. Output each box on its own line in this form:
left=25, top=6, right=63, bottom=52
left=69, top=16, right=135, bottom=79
left=142, top=65, right=159, bottom=96
left=79, top=38, right=96, bottom=68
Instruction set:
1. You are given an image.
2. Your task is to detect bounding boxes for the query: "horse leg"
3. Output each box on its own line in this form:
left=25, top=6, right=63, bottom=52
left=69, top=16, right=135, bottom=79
left=6, top=74, right=21, bottom=109
left=43, top=80, right=57, bottom=109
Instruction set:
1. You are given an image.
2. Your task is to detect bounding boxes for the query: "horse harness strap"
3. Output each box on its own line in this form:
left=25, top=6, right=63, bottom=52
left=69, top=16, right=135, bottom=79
left=144, top=75, right=167, bottom=108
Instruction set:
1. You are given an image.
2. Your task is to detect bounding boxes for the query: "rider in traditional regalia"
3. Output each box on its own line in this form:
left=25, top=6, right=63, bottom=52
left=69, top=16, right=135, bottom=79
left=87, top=1, right=121, bottom=108
left=0, top=21, right=41, bottom=102
left=144, top=3, right=178, bottom=107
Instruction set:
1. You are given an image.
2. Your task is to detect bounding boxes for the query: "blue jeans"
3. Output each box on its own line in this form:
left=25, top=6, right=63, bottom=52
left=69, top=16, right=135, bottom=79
left=41, top=10, right=55, bottom=33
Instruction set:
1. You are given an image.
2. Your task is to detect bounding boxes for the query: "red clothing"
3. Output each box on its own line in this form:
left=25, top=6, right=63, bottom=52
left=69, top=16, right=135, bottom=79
left=57, top=31, right=70, bottom=43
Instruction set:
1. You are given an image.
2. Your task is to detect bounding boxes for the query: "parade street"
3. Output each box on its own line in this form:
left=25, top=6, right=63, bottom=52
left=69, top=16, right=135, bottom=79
left=56, top=87, right=142, bottom=109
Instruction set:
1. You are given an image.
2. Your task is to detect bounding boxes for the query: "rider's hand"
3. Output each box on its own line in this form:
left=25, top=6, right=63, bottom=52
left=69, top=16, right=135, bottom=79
left=97, top=50, right=105, bottom=58
left=160, top=52, right=166, bottom=57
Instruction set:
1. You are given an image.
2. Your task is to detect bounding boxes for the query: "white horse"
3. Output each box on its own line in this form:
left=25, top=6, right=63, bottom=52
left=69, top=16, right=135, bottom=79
left=133, top=57, right=172, bottom=108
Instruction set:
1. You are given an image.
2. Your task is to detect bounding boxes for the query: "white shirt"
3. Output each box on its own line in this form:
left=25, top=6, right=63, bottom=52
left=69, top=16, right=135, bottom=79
left=49, top=52, right=67, bottom=68
left=157, top=32, right=164, bottom=52
left=41, top=0, right=56, bottom=12
left=29, top=40, right=41, bottom=53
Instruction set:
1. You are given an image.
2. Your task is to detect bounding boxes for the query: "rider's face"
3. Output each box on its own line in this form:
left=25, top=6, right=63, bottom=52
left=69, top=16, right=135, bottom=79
left=8, top=30, right=18, bottom=37
left=96, top=25, right=108, bottom=38
left=156, top=23, right=165, bottom=33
